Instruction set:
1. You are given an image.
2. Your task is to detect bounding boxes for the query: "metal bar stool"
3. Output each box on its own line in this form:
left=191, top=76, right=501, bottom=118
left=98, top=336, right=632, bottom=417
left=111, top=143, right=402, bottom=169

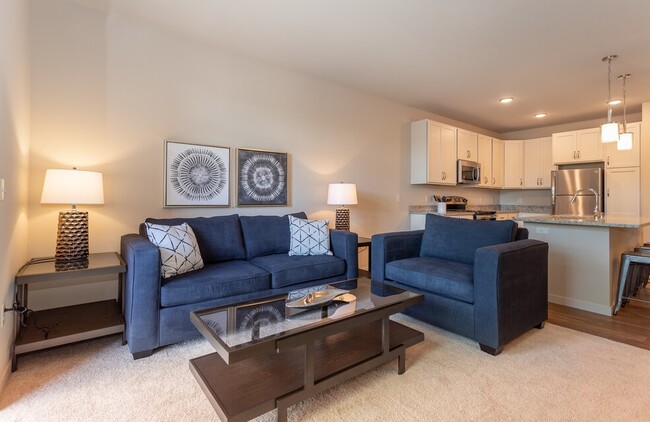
left=634, top=247, right=650, bottom=289
left=614, top=250, right=650, bottom=315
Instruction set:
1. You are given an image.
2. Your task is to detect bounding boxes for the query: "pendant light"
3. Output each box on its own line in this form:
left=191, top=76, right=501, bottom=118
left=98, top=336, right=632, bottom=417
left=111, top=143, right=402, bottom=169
left=617, top=73, right=633, bottom=151
left=601, top=55, right=619, bottom=143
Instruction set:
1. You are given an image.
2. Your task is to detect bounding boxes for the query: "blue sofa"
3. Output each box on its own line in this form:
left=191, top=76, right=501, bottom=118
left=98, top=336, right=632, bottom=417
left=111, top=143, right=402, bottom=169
left=371, top=214, right=548, bottom=355
left=120, top=212, right=358, bottom=358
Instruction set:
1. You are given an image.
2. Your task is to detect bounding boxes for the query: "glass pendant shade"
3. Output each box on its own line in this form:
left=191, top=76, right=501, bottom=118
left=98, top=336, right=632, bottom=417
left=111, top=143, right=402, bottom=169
left=617, top=132, right=633, bottom=150
left=601, top=121, right=619, bottom=143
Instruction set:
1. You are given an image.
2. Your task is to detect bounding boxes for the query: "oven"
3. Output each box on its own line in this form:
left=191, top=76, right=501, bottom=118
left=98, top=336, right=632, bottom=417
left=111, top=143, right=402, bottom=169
left=457, top=160, right=481, bottom=185
left=473, top=211, right=497, bottom=220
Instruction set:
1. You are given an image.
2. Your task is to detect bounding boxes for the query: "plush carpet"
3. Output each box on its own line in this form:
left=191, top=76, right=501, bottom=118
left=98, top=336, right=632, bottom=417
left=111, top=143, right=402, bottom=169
left=1, top=315, right=648, bottom=421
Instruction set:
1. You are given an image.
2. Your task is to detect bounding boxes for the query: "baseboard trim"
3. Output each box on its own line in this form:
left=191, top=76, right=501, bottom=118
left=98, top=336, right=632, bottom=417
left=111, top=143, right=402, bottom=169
left=548, top=294, right=612, bottom=316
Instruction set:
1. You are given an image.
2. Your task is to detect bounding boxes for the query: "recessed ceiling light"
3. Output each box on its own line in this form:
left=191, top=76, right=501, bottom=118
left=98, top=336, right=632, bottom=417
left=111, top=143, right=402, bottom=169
left=534, top=113, right=547, bottom=118
left=608, top=99, right=622, bottom=105
left=499, top=97, right=514, bottom=104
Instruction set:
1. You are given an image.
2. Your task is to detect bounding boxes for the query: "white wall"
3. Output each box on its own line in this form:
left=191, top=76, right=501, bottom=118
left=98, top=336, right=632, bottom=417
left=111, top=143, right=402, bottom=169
left=27, top=0, right=500, bottom=305
left=0, top=0, right=30, bottom=392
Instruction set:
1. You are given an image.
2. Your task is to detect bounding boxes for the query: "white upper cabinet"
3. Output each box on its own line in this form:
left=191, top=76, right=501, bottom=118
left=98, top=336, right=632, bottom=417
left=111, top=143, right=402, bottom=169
left=477, top=134, right=492, bottom=188
left=524, top=137, right=554, bottom=188
left=605, top=122, right=640, bottom=168
left=457, top=129, right=478, bottom=161
left=492, top=139, right=504, bottom=188
left=552, top=127, right=602, bottom=164
left=411, top=119, right=457, bottom=185
left=504, top=140, right=525, bottom=188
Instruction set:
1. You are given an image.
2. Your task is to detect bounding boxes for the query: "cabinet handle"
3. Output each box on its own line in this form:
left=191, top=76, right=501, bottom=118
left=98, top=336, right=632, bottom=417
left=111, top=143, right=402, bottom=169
left=442, top=171, right=446, bottom=180
left=492, top=177, right=495, bottom=185
left=573, top=151, right=576, bottom=159
left=607, top=156, right=610, bottom=165
left=520, top=178, right=523, bottom=186
left=467, top=150, right=471, bottom=158
left=578, top=150, right=581, bottom=159
left=607, top=188, right=610, bottom=197
left=483, top=177, right=488, bottom=184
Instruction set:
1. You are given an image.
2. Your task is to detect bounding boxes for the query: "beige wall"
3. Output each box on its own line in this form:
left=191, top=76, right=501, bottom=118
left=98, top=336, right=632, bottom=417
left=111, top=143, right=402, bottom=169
left=0, top=0, right=30, bottom=390
left=28, top=0, right=500, bottom=280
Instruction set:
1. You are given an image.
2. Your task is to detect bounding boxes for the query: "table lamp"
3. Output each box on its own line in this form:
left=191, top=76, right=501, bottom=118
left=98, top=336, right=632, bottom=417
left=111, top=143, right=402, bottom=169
left=41, top=168, right=104, bottom=262
left=327, top=182, right=357, bottom=231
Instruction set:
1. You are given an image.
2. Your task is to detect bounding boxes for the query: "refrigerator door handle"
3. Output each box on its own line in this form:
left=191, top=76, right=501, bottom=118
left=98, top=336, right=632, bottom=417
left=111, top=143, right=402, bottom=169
left=551, top=173, right=556, bottom=206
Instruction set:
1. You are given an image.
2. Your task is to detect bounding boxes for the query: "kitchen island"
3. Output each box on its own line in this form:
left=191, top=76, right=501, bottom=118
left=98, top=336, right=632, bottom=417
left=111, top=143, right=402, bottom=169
left=516, top=214, right=650, bottom=315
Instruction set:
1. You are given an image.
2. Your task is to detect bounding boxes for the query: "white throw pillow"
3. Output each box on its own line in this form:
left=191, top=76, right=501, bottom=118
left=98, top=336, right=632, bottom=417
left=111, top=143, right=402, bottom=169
left=288, top=215, right=333, bottom=256
left=145, top=222, right=204, bottom=278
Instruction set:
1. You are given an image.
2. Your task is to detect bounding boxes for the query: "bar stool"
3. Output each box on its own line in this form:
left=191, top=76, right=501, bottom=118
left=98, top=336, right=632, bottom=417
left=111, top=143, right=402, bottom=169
left=614, top=250, right=650, bottom=315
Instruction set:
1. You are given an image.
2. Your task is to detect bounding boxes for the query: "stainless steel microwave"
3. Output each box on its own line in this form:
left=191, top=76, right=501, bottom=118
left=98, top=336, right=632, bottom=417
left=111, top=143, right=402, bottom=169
left=457, top=159, right=481, bottom=184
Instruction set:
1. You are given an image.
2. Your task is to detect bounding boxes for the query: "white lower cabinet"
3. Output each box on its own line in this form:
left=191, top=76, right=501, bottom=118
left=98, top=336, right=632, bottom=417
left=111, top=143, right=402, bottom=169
left=605, top=167, right=640, bottom=216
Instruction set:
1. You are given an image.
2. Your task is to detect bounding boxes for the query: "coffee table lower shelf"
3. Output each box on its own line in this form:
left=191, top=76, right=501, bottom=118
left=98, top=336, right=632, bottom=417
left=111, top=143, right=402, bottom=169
left=190, top=319, right=423, bottom=422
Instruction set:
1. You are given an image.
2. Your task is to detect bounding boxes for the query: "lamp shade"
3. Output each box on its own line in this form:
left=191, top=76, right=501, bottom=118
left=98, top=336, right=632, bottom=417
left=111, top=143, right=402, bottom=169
left=327, top=183, right=357, bottom=206
left=617, top=132, right=633, bottom=151
left=41, top=169, right=104, bottom=205
left=601, top=122, right=619, bottom=143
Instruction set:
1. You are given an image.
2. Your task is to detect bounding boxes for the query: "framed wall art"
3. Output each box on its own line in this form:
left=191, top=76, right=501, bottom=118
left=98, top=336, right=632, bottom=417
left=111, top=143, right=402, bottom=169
left=164, top=140, right=230, bottom=207
left=236, top=148, right=288, bottom=206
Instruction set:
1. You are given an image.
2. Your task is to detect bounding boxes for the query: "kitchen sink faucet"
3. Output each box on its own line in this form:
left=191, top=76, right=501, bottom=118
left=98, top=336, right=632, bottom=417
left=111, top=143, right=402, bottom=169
left=570, top=188, right=602, bottom=220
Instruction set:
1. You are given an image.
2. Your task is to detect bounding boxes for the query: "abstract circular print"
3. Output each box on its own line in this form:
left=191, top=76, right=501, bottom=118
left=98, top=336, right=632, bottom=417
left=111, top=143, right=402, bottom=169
left=238, top=305, right=284, bottom=331
left=170, top=147, right=227, bottom=201
left=239, top=153, right=286, bottom=203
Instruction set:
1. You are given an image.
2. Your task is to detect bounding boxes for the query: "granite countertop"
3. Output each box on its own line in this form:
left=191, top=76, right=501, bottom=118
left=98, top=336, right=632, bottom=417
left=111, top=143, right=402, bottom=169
left=409, top=205, right=551, bottom=214
left=515, top=214, right=650, bottom=229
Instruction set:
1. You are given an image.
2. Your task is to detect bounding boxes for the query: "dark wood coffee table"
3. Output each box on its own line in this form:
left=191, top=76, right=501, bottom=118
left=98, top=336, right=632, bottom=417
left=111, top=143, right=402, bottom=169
left=189, top=277, right=423, bottom=421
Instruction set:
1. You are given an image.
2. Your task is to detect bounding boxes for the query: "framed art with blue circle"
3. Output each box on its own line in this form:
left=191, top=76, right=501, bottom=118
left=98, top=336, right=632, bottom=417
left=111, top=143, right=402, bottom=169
left=164, top=140, right=230, bottom=207
left=236, top=148, right=288, bottom=206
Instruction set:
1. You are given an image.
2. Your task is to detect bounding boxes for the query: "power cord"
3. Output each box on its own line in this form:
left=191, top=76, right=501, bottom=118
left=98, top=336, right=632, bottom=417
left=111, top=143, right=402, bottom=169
left=4, top=302, right=33, bottom=327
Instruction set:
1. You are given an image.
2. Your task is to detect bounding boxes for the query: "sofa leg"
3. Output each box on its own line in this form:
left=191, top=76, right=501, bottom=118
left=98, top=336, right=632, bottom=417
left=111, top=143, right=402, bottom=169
left=479, top=344, right=503, bottom=356
left=132, top=350, right=153, bottom=360
left=535, top=321, right=546, bottom=329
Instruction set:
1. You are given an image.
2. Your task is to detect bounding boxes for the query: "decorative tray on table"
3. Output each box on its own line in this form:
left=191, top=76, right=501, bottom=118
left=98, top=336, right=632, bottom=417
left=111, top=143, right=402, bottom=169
left=285, top=288, right=355, bottom=309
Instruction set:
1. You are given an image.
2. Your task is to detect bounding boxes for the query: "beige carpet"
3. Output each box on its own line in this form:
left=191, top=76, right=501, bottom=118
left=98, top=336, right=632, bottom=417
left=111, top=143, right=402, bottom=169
left=1, top=315, right=649, bottom=421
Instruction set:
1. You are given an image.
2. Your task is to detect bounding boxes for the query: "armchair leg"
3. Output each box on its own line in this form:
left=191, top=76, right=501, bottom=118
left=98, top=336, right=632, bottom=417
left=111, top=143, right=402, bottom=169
left=535, top=321, right=545, bottom=329
left=479, top=344, right=503, bottom=356
left=132, top=350, right=154, bottom=360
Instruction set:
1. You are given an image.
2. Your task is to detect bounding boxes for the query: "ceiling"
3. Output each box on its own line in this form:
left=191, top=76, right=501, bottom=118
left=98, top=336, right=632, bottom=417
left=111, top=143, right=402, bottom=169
left=76, top=0, right=650, bottom=133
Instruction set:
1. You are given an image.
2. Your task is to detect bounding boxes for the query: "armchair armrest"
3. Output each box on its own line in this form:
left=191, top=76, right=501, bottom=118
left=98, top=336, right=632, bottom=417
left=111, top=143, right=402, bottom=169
left=371, top=231, right=424, bottom=282
left=120, top=233, right=163, bottom=355
left=330, top=229, right=358, bottom=279
left=473, top=239, right=548, bottom=352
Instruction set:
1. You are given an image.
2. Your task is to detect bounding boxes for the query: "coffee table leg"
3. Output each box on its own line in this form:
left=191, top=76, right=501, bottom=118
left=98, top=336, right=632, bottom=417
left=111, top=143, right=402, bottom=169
left=277, top=404, right=287, bottom=422
left=398, top=349, right=406, bottom=374
left=381, top=316, right=390, bottom=354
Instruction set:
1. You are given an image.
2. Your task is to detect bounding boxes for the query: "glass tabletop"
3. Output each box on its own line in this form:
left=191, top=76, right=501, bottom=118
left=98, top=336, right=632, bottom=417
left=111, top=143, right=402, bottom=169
left=191, top=277, right=421, bottom=354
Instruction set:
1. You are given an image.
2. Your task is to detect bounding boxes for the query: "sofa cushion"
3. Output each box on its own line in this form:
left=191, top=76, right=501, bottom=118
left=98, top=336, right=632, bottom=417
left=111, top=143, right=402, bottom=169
left=145, top=214, right=246, bottom=263
left=386, top=256, right=474, bottom=304
left=145, top=222, right=204, bottom=279
left=240, top=212, right=307, bottom=259
left=288, top=215, right=333, bottom=256
left=420, top=214, right=517, bottom=265
left=249, top=253, right=346, bottom=288
left=160, top=260, right=271, bottom=307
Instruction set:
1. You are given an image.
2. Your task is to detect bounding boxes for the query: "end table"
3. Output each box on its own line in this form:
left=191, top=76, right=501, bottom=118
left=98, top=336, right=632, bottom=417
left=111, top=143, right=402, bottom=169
left=12, top=252, right=126, bottom=371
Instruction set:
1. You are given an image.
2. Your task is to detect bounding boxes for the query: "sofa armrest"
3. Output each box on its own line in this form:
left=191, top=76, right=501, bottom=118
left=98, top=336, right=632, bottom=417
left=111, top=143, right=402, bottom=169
left=371, top=231, right=424, bottom=282
left=473, top=239, right=548, bottom=351
left=330, top=229, right=358, bottom=279
left=120, top=233, right=163, bottom=354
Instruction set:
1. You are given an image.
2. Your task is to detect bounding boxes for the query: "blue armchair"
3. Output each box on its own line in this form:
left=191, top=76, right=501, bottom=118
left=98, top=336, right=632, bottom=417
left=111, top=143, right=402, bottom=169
left=371, top=214, right=548, bottom=355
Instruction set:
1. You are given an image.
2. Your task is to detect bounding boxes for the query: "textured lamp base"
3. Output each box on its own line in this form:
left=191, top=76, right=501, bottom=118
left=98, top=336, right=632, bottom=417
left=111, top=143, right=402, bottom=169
left=335, top=207, right=350, bottom=231
left=55, top=210, right=89, bottom=262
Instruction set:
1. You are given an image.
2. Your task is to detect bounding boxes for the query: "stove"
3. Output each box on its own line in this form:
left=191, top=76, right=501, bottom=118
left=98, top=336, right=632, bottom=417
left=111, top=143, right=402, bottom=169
left=441, top=196, right=497, bottom=220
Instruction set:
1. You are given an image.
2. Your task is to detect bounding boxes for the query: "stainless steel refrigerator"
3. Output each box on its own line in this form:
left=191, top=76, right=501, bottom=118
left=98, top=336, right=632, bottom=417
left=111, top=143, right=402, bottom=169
left=551, top=168, right=604, bottom=215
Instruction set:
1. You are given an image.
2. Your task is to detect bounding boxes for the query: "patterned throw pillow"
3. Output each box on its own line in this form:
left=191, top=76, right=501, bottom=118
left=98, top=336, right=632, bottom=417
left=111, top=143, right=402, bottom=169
left=288, top=216, right=333, bottom=256
left=145, top=222, right=204, bottom=278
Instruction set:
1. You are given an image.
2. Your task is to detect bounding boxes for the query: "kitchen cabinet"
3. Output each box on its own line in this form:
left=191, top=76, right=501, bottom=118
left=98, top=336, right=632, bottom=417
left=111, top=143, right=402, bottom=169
left=478, top=136, right=504, bottom=189
left=605, top=122, right=640, bottom=168
left=606, top=167, right=640, bottom=216
left=492, top=139, right=504, bottom=188
left=524, top=137, right=554, bottom=188
left=504, top=141, right=525, bottom=188
left=477, top=134, right=492, bottom=188
left=457, top=129, right=478, bottom=161
left=552, top=128, right=602, bottom=164
left=411, top=119, right=457, bottom=185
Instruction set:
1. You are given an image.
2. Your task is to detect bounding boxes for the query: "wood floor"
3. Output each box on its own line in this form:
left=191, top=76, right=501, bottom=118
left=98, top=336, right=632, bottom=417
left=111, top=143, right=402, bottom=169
left=548, top=300, right=650, bottom=351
